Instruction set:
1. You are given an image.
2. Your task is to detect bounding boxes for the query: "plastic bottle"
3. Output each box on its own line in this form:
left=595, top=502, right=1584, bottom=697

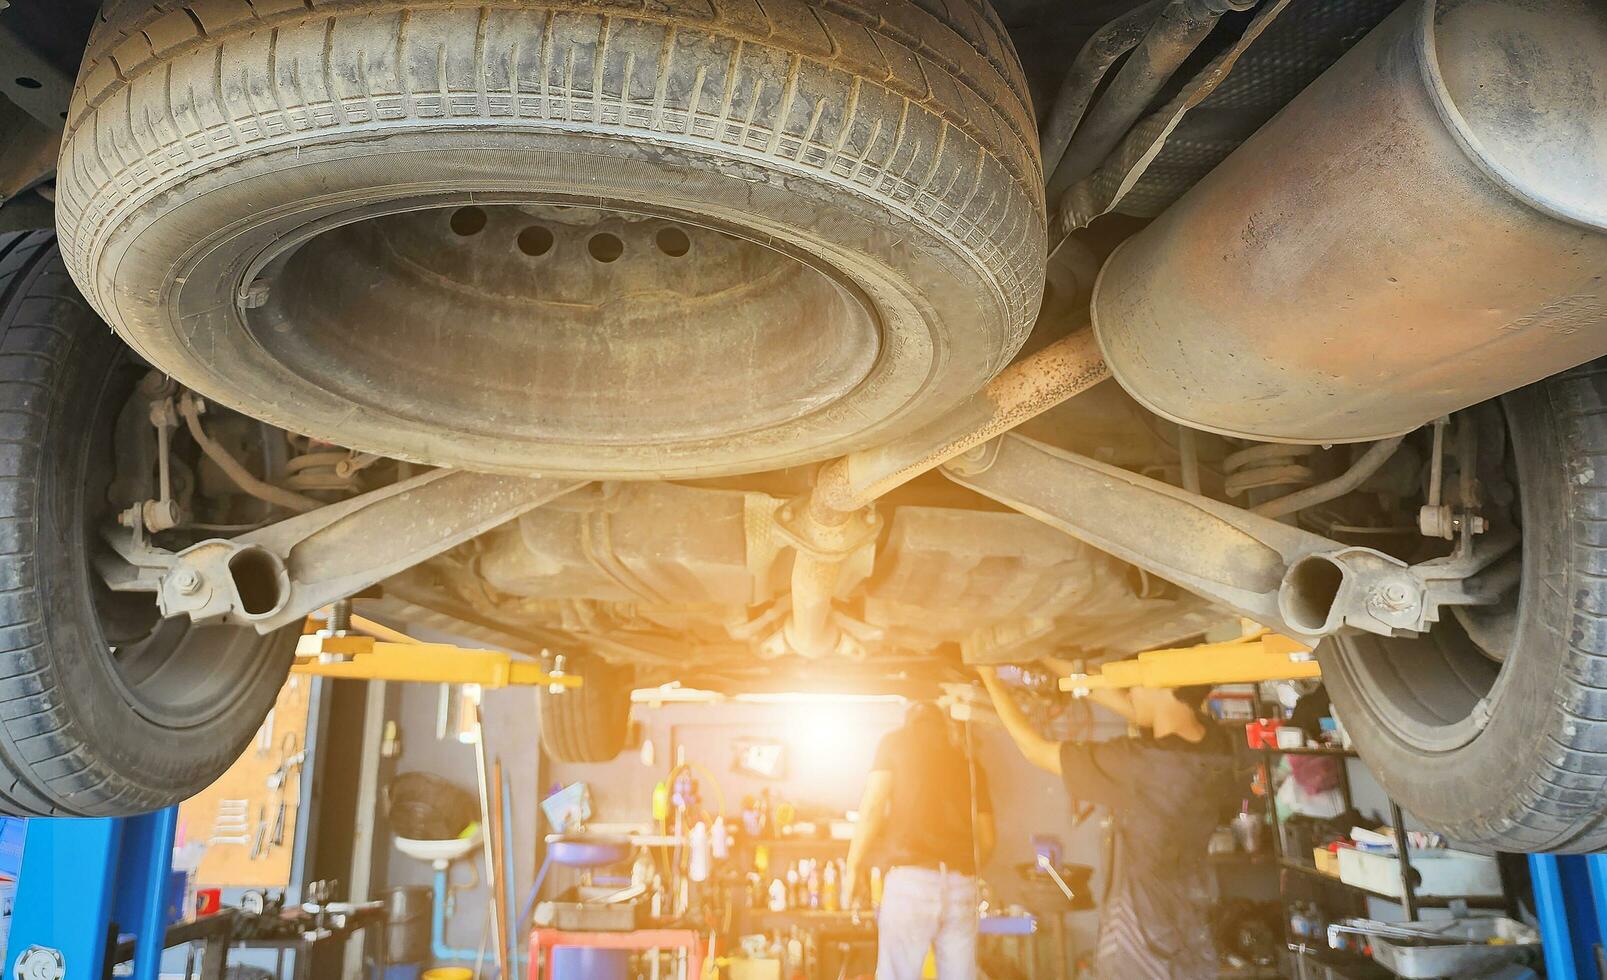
left=632, top=849, right=655, bottom=889
left=711, top=815, right=730, bottom=860
left=689, top=821, right=711, bottom=882
left=768, top=877, right=788, bottom=912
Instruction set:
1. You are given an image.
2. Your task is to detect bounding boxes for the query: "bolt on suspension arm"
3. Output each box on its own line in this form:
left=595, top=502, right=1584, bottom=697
left=941, top=433, right=1513, bottom=640
left=100, top=469, right=587, bottom=633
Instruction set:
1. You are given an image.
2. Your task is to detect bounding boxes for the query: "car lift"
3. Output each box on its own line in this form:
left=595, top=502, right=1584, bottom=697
left=290, top=614, right=584, bottom=692
left=1057, top=628, right=1321, bottom=694
left=5, top=808, right=184, bottom=980
left=8, top=619, right=1607, bottom=978
left=1528, top=855, right=1607, bottom=979
left=2, top=614, right=576, bottom=980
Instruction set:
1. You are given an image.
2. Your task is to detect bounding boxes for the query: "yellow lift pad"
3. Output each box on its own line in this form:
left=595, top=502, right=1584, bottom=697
left=293, top=617, right=582, bottom=690
left=1059, top=629, right=1318, bottom=693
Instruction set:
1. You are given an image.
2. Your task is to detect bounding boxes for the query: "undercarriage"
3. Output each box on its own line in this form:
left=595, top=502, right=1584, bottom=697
left=0, top=0, right=1605, bottom=853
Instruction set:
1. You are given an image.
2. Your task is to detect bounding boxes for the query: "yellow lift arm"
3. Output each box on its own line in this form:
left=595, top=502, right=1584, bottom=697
left=293, top=614, right=582, bottom=690
left=1059, top=629, right=1318, bottom=694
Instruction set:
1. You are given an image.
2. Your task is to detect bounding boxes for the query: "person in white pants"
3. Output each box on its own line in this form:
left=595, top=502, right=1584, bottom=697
left=845, top=703, right=996, bottom=979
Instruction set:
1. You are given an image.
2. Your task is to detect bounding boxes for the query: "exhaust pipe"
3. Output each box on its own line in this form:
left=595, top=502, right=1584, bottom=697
left=1091, top=0, right=1607, bottom=444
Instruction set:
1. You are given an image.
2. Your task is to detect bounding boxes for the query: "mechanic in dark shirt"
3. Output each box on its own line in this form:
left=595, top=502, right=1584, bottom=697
left=978, top=667, right=1238, bottom=979
left=845, top=702, right=996, bottom=979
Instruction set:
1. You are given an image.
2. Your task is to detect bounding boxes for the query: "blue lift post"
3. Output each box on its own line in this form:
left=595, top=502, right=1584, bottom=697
left=1529, top=853, right=1607, bottom=980
left=3, top=808, right=179, bottom=980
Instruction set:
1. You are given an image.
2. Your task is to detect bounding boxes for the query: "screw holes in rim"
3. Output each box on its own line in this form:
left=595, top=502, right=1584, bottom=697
left=518, top=225, right=555, bottom=257
left=588, top=233, right=624, bottom=263
left=449, top=206, right=487, bottom=236
left=655, top=227, right=692, bottom=257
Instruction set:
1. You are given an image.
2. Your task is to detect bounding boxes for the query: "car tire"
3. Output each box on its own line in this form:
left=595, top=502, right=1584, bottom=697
left=539, top=656, right=633, bottom=763
left=0, top=230, right=299, bottom=817
left=1320, top=362, right=1607, bottom=852
left=56, top=0, right=1044, bottom=480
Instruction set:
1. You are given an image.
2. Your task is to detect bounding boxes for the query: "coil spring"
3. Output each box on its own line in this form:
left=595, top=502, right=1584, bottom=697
left=282, top=441, right=381, bottom=494
left=1222, top=443, right=1316, bottom=499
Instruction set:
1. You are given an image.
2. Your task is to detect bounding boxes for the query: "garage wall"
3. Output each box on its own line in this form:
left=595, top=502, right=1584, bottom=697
left=380, top=685, right=1112, bottom=963
left=383, top=682, right=548, bottom=963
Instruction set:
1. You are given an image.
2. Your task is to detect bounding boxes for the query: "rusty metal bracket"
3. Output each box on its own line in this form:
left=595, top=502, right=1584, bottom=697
left=770, top=496, right=880, bottom=560
left=1059, top=629, right=1319, bottom=693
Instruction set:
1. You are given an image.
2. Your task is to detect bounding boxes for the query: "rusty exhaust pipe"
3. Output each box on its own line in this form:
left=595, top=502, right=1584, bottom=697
left=812, top=329, right=1111, bottom=519
left=783, top=329, right=1110, bottom=657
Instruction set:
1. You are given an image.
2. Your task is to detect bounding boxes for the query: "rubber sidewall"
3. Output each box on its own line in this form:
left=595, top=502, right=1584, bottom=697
left=0, top=232, right=298, bottom=816
left=539, top=657, right=633, bottom=763
left=1319, top=373, right=1602, bottom=851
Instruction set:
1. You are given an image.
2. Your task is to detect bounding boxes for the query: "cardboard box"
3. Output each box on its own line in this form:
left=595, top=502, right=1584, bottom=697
left=1313, top=847, right=1342, bottom=877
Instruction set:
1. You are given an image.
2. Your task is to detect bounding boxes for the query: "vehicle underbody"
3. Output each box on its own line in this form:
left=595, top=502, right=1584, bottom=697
left=1, top=0, right=1605, bottom=850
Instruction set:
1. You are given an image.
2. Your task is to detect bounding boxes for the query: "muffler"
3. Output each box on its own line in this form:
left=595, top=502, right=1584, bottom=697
left=1091, top=0, right=1607, bottom=444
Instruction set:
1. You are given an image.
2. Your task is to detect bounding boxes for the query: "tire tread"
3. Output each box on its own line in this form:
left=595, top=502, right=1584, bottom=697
left=0, top=231, right=298, bottom=817
left=59, top=0, right=1044, bottom=355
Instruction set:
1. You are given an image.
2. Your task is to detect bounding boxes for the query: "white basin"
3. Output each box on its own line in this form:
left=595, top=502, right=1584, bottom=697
left=395, top=827, right=482, bottom=868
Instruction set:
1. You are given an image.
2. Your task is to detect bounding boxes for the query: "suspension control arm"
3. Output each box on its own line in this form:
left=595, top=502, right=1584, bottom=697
left=941, top=434, right=1512, bottom=640
left=102, top=470, right=586, bottom=632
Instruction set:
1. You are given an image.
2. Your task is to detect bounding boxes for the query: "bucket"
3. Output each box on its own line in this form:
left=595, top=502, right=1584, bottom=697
left=385, top=885, right=434, bottom=964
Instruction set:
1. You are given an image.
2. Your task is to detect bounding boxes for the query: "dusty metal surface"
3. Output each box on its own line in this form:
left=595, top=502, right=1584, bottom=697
left=773, top=500, right=880, bottom=659
left=865, top=506, right=1215, bottom=664
left=463, top=479, right=1214, bottom=669
left=0, top=100, right=57, bottom=205
left=1038, top=1, right=1162, bottom=178
left=1092, top=0, right=1607, bottom=443
left=263, top=205, right=881, bottom=452
left=1110, top=0, right=1402, bottom=216
left=1253, top=437, right=1405, bottom=519
left=942, top=433, right=1510, bottom=639
left=1054, top=0, right=1295, bottom=237
left=104, top=470, right=585, bottom=631
left=812, top=329, right=1111, bottom=517
left=477, top=483, right=770, bottom=608
left=782, top=328, right=1111, bottom=656
left=1046, top=0, right=1255, bottom=200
